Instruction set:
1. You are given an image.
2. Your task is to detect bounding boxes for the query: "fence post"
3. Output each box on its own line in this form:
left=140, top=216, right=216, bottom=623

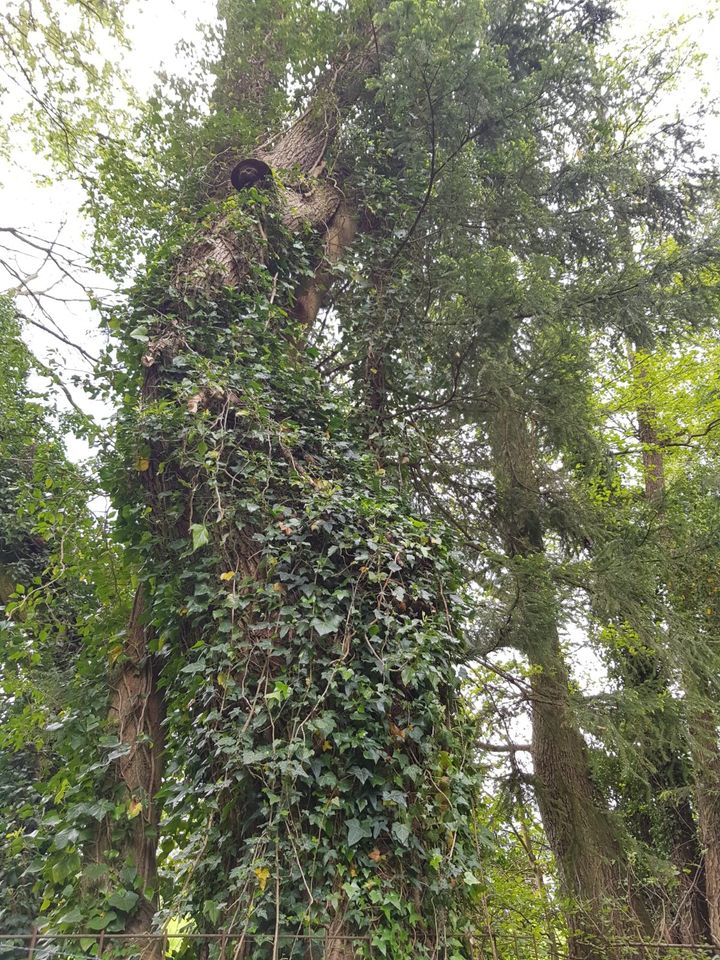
left=27, top=929, right=38, bottom=960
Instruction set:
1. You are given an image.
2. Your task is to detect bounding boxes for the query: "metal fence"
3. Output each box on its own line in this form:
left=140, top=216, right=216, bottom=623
left=2, top=932, right=720, bottom=960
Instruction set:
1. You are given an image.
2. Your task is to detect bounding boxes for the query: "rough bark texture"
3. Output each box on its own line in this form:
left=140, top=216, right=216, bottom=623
left=529, top=648, right=645, bottom=959
left=106, top=589, right=165, bottom=959
left=490, top=397, right=650, bottom=958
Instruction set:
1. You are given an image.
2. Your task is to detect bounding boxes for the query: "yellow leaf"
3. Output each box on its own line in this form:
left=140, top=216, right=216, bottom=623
left=109, top=643, right=124, bottom=663
left=54, top=779, right=69, bottom=803
left=128, top=798, right=143, bottom=819
left=254, top=866, right=271, bottom=892
left=135, top=457, right=150, bottom=472
left=322, top=740, right=332, bottom=752
left=219, top=571, right=235, bottom=581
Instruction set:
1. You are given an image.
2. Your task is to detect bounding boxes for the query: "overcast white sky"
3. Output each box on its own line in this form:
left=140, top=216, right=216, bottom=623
left=0, top=0, right=718, bottom=451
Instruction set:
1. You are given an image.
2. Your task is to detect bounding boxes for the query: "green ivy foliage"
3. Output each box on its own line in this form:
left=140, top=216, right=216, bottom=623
left=70, top=192, right=486, bottom=956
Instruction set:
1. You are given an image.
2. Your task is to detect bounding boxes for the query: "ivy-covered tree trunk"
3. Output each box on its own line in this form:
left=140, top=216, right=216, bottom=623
left=489, top=396, right=650, bottom=958
left=105, top=8, right=480, bottom=957
left=104, top=591, right=164, bottom=953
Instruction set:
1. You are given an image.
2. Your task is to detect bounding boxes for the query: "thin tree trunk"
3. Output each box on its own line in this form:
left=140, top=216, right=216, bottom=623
left=666, top=795, right=710, bottom=944
left=517, top=816, right=560, bottom=960
left=691, top=708, right=720, bottom=944
left=490, top=395, right=650, bottom=958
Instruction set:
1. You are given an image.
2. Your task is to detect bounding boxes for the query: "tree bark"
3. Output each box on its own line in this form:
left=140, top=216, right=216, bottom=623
left=691, top=707, right=720, bottom=944
left=105, top=589, right=164, bottom=958
left=490, top=394, right=650, bottom=958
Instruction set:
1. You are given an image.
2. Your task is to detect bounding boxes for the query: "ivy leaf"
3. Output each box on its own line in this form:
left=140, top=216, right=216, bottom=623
left=191, top=523, right=210, bottom=551
left=311, top=613, right=343, bottom=636
left=107, top=889, right=140, bottom=913
left=85, top=862, right=110, bottom=882
left=58, top=906, right=83, bottom=925
left=391, top=822, right=411, bottom=845
left=203, top=899, right=220, bottom=923
left=254, top=866, right=271, bottom=892
left=347, top=819, right=371, bottom=847
left=86, top=911, right=117, bottom=931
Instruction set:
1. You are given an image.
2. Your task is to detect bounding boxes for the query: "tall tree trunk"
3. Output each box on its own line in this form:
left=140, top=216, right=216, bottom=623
left=666, top=795, right=710, bottom=943
left=100, top=2, right=297, bottom=945
left=106, top=9, right=479, bottom=954
left=490, top=394, right=650, bottom=958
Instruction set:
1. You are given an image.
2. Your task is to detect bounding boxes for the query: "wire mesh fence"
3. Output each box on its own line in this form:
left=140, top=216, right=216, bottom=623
left=2, top=932, right=720, bottom=960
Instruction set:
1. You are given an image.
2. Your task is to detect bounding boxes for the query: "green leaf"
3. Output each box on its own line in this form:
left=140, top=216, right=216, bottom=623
left=311, top=614, right=343, bottom=637
left=84, top=863, right=110, bottom=882
left=347, top=818, right=371, bottom=847
left=190, top=523, right=210, bottom=551
left=203, top=899, right=220, bottom=923
left=391, top=821, right=411, bottom=846
left=86, top=911, right=117, bottom=931
left=58, top=906, right=83, bottom=925
left=107, top=889, right=140, bottom=913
